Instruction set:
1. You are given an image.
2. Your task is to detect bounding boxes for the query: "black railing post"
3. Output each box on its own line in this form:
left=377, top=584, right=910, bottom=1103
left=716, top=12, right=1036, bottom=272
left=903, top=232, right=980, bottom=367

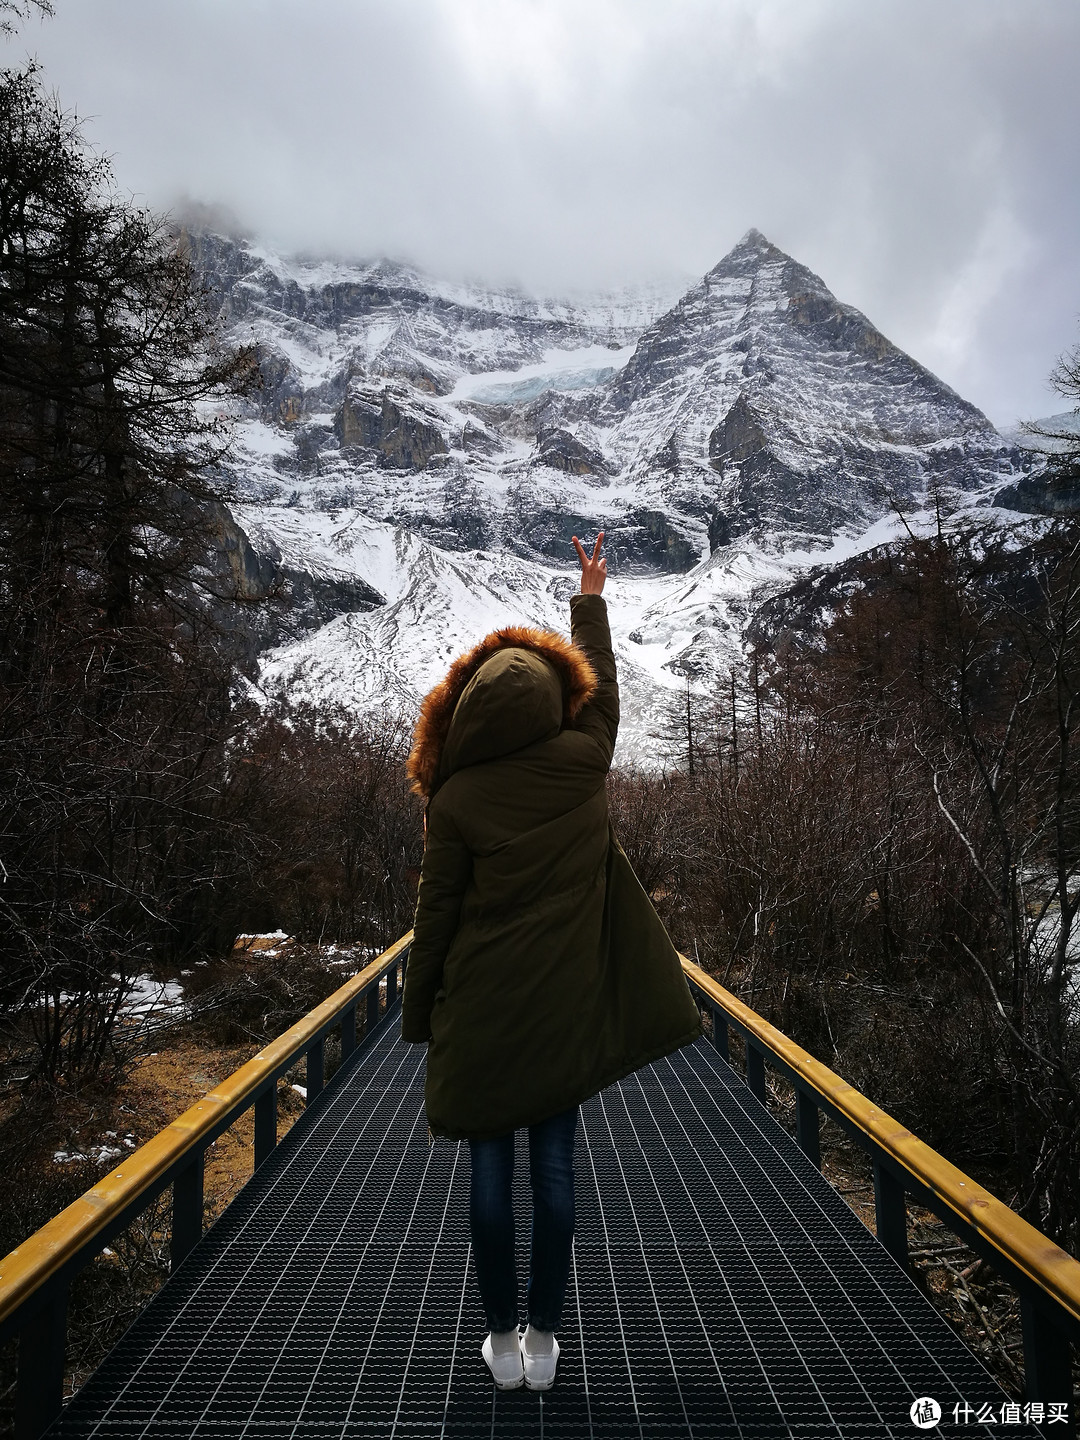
left=710, top=1004, right=729, bottom=1061
left=746, top=1042, right=767, bottom=1104
left=171, top=1149, right=205, bottom=1270
left=386, top=962, right=398, bottom=1007
left=366, top=980, right=379, bottom=1034
left=254, top=1085, right=276, bottom=1169
left=341, top=1001, right=357, bottom=1063
left=1020, top=1292, right=1074, bottom=1425
left=795, top=1086, right=821, bottom=1169
left=306, top=1039, right=324, bottom=1103
left=15, top=1278, right=67, bottom=1440
left=872, top=1158, right=908, bottom=1269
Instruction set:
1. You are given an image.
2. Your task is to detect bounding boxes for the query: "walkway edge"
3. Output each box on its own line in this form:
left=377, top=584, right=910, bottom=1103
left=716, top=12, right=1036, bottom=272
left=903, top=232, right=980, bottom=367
left=679, top=953, right=1080, bottom=1335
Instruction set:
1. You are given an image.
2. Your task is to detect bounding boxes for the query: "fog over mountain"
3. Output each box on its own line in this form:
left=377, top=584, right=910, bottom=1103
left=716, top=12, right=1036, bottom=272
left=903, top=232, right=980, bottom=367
left=193, top=226, right=1045, bottom=761
left=17, top=0, right=1080, bottom=428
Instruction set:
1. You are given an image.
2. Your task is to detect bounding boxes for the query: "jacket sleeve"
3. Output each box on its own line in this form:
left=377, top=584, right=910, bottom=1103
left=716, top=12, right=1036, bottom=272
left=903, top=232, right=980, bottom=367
left=400, top=792, right=472, bottom=1043
left=568, top=592, right=619, bottom=768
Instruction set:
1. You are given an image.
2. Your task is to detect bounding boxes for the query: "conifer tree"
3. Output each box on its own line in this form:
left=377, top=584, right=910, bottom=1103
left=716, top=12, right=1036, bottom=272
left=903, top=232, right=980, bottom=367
left=0, top=58, right=256, bottom=1083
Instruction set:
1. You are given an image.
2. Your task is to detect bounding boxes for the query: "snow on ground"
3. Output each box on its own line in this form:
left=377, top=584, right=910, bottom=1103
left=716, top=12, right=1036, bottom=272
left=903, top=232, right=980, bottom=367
left=243, top=506, right=751, bottom=763
left=54, top=1131, right=137, bottom=1165
left=997, top=411, right=1080, bottom=453
left=239, top=475, right=1048, bottom=767
left=120, top=975, right=185, bottom=1019
left=209, top=228, right=1043, bottom=769
left=232, top=420, right=296, bottom=461
left=233, top=505, right=435, bottom=603
left=54, top=1144, right=124, bottom=1165
left=56, top=974, right=184, bottom=1023
left=253, top=590, right=697, bottom=765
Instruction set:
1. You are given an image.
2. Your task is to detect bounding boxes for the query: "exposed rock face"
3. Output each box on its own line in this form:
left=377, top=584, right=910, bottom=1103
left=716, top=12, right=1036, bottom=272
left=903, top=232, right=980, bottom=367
left=534, top=426, right=612, bottom=480
left=254, top=346, right=306, bottom=426
left=581, top=227, right=1022, bottom=550
left=505, top=480, right=598, bottom=564
left=337, top=388, right=448, bottom=469
left=206, top=502, right=281, bottom=602
left=181, top=226, right=1042, bottom=708
left=197, top=502, right=383, bottom=673
left=274, top=566, right=384, bottom=639
left=444, top=484, right=494, bottom=549
left=745, top=550, right=885, bottom=659
left=745, top=527, right=1056, bottom=673
left=181, top=228, right=670, bottom=419
left=995, top=470, right=1080, bottom=516
left=709, top=393, right=768, bottom=468
left=196, top=225, right=1032, bottom=573
left=620, top=509, right=698, bottom=573
left=649, top=433, right=681, bottom=474
left=459, top=419, right=500, bottom=456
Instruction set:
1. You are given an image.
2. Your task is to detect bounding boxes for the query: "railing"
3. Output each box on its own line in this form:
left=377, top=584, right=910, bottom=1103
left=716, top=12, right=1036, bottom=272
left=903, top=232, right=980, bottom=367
left=2, top=935, right=1077, bottom=1438
left=679, top=954, right=1080, bottom=1418
left=0, top=933, right=412, bottom=1440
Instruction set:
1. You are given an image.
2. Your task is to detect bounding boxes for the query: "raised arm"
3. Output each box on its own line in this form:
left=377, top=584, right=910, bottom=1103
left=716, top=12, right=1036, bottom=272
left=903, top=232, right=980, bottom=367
left=568, top=532, right=619, bottom=766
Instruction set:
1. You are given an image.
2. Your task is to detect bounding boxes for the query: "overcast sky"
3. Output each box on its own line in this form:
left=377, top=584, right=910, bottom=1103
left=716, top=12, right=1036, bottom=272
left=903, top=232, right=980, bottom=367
left=8, top=0, right=1079, bottom=426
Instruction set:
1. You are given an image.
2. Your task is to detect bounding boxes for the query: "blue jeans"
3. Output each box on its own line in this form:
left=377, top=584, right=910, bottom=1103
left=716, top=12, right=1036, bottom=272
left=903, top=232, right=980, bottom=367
left=468, top=1105, right=579, bottom=1333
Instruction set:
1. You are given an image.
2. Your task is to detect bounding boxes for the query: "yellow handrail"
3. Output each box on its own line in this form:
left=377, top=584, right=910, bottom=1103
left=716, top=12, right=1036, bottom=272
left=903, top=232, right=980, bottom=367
left=679, top=953, right=1080, bottom=1332
left=0, top=931, right=413, bottom=1330
left=3, top=935, right=1076, bottom=1345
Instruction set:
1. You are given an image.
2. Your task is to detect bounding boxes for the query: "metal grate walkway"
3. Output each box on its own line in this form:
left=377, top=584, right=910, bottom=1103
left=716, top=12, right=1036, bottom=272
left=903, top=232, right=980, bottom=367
left=50, top=1009, right=1032, bottom=1439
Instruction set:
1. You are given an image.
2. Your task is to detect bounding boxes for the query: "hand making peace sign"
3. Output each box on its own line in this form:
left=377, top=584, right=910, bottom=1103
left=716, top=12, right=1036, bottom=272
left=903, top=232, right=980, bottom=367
left=572, top=531, right=606, bottom=595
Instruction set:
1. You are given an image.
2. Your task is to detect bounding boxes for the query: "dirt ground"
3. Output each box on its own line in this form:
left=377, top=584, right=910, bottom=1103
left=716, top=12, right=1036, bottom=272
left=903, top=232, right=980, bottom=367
left=122, top=1038, right=310, bottom=1223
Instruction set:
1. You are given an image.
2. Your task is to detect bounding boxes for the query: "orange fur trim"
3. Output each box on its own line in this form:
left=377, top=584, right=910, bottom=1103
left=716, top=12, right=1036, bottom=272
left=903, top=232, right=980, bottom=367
left=406, top=624, right=598, bottom=798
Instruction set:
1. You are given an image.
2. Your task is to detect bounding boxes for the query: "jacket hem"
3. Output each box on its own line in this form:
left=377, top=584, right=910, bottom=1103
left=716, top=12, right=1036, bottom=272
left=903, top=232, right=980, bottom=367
left=424, top=1015, right=704, bottom=1143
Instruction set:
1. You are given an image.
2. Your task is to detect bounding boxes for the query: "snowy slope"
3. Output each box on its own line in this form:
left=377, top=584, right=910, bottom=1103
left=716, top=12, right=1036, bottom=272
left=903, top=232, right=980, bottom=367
left=240, top=506, right=689, bottom=763
left=236, top=494, right=1028, bottom=767
left=998, top=411, right=1080, bottom=453
left=188, top=227, right=1040, bottom=762
left=576, top=229, right=1021, bottom=553
left=204, top=226, right=1028, bottom=565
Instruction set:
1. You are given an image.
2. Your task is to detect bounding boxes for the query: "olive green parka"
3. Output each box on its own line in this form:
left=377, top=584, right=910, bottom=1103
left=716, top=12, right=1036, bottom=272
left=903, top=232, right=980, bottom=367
left=401, top=592, right=702, bottom=1140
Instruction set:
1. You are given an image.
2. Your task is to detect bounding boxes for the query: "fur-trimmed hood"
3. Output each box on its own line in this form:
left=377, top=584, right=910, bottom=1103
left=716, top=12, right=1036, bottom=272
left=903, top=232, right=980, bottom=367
left=407, top=624, right=598, bottom=799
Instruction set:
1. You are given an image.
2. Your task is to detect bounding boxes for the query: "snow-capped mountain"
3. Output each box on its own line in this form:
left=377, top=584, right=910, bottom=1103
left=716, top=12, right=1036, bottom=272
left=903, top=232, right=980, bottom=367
left=593, top=228, right=1015, bottom=549
left=193, top=227, right=1039, bottom=763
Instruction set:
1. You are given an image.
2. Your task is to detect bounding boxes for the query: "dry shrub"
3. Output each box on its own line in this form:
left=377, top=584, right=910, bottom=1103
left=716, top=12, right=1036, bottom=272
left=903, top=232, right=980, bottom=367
left=183, top=940, right=349, bottom=1046
left=219, top=702, right=424, bottom=952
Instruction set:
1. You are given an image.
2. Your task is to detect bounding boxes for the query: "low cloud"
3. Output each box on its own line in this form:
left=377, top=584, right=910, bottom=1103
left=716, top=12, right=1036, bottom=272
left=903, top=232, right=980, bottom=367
left=11, top=0, right=1080, bottom=424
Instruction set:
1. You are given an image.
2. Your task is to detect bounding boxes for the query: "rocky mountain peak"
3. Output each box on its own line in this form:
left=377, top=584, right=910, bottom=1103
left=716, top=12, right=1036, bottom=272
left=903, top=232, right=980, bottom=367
left=195, top=224, right=1027, bottom=571
left=707, top=226, right=786, bottom=273
left=593, top=226, right=1014, bottom=554
left=182, top=226, right=1042, bottom=762
left=698, top=229, right=843, bottom=323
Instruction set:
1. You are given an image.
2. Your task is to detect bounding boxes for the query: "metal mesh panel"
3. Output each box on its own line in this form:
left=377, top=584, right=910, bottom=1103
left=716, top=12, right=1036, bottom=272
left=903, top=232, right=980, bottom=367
left=50, top=1018, right=1033, bottom=1438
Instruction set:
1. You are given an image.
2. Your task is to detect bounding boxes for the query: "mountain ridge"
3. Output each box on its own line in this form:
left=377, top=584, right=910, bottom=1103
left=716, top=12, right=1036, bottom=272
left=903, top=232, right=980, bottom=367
left=189, top=227, right=1041, bottom=762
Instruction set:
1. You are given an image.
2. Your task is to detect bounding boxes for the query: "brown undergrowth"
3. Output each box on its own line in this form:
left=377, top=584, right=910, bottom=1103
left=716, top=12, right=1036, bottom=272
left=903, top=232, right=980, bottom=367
left=0, top=1039, right=306, bottom=1431
left=0, top=940, right=382, bottom=1438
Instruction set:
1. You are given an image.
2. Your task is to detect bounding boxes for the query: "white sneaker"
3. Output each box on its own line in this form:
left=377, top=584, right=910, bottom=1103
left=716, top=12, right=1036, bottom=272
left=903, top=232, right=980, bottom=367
left=520, top=1327, right=559, bottom=1390
left=482, top=1330, right=524, bottom=1390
